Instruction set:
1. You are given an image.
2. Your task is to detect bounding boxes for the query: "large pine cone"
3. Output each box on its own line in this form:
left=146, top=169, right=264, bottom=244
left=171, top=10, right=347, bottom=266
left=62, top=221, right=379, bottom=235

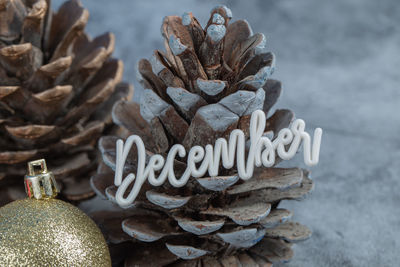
left=91, top=5, right=314, bottom=267
left=0, top=0, right=132, bottom=205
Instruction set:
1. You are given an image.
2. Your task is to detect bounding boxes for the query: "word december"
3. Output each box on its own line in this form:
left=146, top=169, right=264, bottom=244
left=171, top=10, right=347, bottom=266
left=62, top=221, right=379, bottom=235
left=114, top=110, right=322, bottom=207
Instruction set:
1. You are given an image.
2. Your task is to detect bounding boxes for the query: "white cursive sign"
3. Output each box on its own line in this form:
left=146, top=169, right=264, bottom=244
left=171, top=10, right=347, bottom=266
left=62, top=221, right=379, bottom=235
left=114, top=110, right=322, bottom=207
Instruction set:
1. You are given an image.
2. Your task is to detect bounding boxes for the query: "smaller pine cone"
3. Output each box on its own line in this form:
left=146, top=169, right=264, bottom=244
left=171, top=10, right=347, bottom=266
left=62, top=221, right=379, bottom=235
left=91, top=5, right=314, bottom=267
left=0, top=0, right=132, bottom=205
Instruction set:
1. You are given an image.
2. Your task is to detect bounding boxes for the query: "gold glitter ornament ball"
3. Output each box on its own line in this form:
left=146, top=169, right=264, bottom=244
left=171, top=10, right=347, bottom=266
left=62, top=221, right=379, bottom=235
left=0, top=160, right=111, bottom=267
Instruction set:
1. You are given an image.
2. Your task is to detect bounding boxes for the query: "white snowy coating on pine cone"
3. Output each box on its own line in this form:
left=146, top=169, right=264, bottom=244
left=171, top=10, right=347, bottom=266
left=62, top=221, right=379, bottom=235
left=167, top=87, right=203, bottom=112
left=245, top=88, right=266, bottom=115
left=212, top=13, right=225, bottom=25
left=169, top=35, right=187, bottom=55
left=244, top=63, right=275, bottom=89
left=197, top=104, right=239, bottom=131
left=256, top=65, right=275, bottom=83
left=150, top=54, right=166, bottom=75
left=196, top=78, right=226, bottom=96
left=140, top=89, right=169, bottom=122
left=207, top=24, right=226, bottom=42
left=219, top=90, right=256, bottom=116
left=217, top=228, right=267, bottom=248
left=139, top=101, right=155, bottom=123
left=255, top=33, right=267, bottom=54
left=181, top=12, right=192, bottom=25
left=212, top=5, right=233, bottom=18
left=165, top=244, right=209, bottom=260
left=146, top=190, right=191, bottom=209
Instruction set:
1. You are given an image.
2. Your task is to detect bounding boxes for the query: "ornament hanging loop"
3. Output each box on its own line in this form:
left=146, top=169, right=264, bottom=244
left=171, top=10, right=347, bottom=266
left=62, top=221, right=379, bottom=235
left=24, top=159, right=59, bottom=199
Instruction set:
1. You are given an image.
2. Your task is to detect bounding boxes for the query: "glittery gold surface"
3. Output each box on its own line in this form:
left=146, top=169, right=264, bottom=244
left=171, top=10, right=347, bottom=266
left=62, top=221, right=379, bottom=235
left=0, top=198, right=111, bottom=267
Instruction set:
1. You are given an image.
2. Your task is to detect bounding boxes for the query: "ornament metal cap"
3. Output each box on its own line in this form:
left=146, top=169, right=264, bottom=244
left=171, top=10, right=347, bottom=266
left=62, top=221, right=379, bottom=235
left=24, top=159, right=59, bottom=199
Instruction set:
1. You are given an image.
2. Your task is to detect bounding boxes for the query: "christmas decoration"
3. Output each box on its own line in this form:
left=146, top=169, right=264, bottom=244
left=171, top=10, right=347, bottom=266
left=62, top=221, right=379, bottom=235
left=91, top=5, right=321, bottom=266
left=0, top=159, right=111, bottom=267
left=0, top=0, right=132, bottom=205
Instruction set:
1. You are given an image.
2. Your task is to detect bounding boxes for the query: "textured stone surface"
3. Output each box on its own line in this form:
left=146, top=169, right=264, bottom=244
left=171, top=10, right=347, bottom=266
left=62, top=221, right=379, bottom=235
left=67, top=0, right=400, bottom=266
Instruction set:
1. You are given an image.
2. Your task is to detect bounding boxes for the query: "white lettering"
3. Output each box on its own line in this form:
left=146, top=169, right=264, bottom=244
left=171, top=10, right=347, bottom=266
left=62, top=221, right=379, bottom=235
left=114, top=110, right=322, bottom=207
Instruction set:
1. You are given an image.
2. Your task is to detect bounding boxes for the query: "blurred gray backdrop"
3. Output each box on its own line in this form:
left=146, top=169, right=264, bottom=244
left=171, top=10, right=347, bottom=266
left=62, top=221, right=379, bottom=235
left=54, top=0, right=400, bottom=266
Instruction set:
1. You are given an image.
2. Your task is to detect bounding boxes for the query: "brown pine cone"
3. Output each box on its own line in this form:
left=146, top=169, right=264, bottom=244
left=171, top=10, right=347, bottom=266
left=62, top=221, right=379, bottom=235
left=0, top=0, right=132, bottom=205
left=91, top=5, right=314, bottom=266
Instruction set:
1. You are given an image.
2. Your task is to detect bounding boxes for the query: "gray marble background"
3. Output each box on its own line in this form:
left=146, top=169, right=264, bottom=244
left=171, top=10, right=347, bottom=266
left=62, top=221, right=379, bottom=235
left=54, top=0, right=400, bottom=266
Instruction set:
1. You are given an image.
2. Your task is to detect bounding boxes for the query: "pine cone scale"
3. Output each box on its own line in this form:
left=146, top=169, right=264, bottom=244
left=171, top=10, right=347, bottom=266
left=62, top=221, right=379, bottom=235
left=0, top=0, right=28, bottom=44
left=0, top=149, right=37, bottom=164
left=47, top=0, right=89, bottom=61
left=21, top=0, right=47, bottom=48
left=24, top=56, right=73, bottom=93
left=0, top=43, right=41, bottom=80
